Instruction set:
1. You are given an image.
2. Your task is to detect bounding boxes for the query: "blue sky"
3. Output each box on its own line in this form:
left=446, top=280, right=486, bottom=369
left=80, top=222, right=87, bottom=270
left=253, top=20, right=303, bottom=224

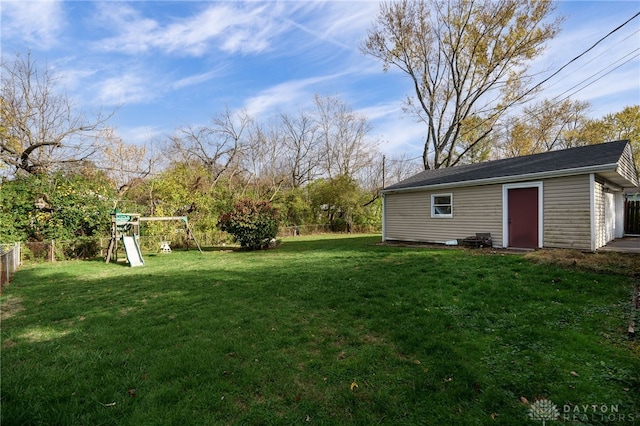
left=2, top=1, right=639, bottom=159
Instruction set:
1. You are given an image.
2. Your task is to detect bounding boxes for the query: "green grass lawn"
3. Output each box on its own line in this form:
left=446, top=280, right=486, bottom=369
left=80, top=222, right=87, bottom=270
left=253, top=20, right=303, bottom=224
left=1, top=235, right=639, bottom=425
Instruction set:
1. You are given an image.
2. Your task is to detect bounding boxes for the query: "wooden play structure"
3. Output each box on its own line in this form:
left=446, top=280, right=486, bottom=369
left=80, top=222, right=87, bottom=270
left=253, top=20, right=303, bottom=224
left=105, top=212, right=202, bottom=266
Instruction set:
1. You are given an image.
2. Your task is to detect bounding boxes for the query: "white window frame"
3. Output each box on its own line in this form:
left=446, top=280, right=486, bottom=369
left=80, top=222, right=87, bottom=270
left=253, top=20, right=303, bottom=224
left=431, top=193, right=453, bottom=218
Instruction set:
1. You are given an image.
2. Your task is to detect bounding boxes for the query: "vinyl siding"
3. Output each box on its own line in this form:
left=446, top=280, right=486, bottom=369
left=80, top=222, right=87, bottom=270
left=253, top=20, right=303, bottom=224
left=384, top=184, right=503, bottom=246
left=618, top=143, right=639, bottom=187
left=593, top=179, right=606, bottom=249
left=543, top=175, right=592, bottom=249
left=385, top=174, right=598, bottom=250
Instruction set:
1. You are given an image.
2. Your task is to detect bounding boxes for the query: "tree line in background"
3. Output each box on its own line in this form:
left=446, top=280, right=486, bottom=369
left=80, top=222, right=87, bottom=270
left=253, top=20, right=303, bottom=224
left=1, top=53, right=399, bottom=244
left=2, top=0, right=639, bottom=247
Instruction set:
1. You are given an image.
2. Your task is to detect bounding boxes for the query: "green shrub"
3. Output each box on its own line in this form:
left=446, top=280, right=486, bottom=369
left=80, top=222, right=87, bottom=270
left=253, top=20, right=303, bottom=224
left=217, top=199, right=280, bottom=250
left=62, top=237, right=101, bottom=259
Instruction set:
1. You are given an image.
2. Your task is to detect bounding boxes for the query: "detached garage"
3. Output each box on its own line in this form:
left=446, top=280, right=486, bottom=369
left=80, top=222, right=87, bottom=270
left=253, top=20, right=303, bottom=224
left=382, top=140, right=639, bottom=251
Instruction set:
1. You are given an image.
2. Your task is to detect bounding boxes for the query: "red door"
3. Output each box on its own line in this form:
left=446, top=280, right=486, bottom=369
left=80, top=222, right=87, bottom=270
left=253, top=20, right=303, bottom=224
left=508, top=187, right=539, bottom=248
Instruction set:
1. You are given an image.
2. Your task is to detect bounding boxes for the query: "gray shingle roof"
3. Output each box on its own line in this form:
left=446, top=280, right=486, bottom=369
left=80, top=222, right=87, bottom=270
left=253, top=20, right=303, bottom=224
left=384, top=140, right=630, bottom=191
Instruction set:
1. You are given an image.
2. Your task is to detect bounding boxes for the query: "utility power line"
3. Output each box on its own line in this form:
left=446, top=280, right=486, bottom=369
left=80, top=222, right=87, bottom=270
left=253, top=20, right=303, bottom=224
left=542, top=29, right=640, bottom=92
left=555, top=51, right=640, bottom=105
left=551, top=47, right=640, bottom=101
left=525, top=10, right=640, bottom=101
left=456, top=10, right=640, bottom=141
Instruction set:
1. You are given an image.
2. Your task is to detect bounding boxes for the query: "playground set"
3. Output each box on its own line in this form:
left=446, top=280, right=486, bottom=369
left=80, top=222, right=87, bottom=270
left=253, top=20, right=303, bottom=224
left=105, top=212, right=202, bottom=267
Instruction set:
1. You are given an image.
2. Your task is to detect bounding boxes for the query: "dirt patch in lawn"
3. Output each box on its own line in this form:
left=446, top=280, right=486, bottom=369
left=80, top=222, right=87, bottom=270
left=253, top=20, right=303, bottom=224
left=524, top=249, right=640, bottom=277
left=0, top=295, right=24, bottom=321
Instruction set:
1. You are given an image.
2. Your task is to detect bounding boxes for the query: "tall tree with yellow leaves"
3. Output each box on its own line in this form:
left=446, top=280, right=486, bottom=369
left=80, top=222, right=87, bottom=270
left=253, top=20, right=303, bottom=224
left=362, top=0, right=561, bottom=169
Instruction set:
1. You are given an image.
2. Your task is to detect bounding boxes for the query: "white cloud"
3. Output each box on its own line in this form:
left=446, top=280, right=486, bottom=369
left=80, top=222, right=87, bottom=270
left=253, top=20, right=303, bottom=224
left=361, top=103, right=426, bottom=155
left=172, top=69, right=222, bottom=90
left=243, top=74, right=342, bottom=119
left=278, top=1, right=379, bottom=55
left=315, top=1, right=380, bottom=47
left=1, top=0, right=65, bottom=49
left=529, top=2, right=640, bottom=116
left=91, top=3, right=160, bottom=54
left=92, top=2, right=290, bottom=56
left=51, top=57, right=98, bottom=92
left=119, top=125, right=165, bottom=146
left=94, top=72, right=159, bottom=106
left=283, top=17, right=353, bottom=52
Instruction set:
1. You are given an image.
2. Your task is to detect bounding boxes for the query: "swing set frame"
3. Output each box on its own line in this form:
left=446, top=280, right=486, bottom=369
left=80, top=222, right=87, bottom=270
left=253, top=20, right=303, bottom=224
left=105, top=213, right=202, bottom=263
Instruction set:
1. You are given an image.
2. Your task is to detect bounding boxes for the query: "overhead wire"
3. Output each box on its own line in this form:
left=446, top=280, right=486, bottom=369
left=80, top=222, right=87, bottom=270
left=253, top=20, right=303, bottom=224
left=551, top=48, right=640, bottom=103
left=454, top=10, right=640, bottom=141
left=519, top=10, right=640, bottom=103
left=542, top=29, right=640, bottom=92
left=555, top=51, right=640, bottom=105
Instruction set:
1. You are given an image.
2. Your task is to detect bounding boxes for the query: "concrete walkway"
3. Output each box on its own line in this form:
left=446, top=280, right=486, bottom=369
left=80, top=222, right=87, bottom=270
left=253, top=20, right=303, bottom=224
left=598, top=237, right=640, bottom=254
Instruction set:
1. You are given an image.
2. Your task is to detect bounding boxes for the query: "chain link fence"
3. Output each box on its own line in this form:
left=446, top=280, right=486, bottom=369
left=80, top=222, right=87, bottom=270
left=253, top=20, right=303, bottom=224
left=1, top=243, right=21, bottom=287
left=278, top=224, right=380, bottom=237
left=10, top=225, right=381, bottom=264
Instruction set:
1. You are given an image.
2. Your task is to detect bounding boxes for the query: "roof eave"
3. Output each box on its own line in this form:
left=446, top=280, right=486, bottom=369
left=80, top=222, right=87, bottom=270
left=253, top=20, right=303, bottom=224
left=381, top=163, right=621, bottom=195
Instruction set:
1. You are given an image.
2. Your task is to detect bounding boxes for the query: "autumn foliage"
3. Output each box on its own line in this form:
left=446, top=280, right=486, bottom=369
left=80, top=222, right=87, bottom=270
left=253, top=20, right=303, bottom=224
left=217, top=199, right=280, bottom=250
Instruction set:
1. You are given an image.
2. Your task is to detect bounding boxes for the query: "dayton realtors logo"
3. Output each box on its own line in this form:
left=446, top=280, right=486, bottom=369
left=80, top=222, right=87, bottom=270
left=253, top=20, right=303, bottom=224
left=528, top=399, right=637, bottom=423
left=561, top=403, right=636, bottom=423
left=528, top=399, right=560, bottom=425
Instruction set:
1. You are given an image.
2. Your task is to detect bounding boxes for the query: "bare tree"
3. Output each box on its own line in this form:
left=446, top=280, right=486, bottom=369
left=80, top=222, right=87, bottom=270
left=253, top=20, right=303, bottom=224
left=0, top=52, right=111, bottom=177
left=384, top=153, right=423, bottom=187
left=241, top=120, right=289, bottom=200
left=279, top=109, right=321, bottom=188
left=166, top=107, right=251, bottom=185
left=362, top=0, right=561, bottom=169
left=314, top=95, right=376, bottom=179
left=498, top=99, right=590, bottom=158
left=92, top=126, right=158, bottom=204
left=357, top=152, right=423, bottom=207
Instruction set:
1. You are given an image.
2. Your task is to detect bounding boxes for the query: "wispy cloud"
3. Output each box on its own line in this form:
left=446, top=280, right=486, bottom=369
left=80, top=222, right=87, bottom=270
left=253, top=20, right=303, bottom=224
left=243, top=77, right=325, bottom=118
left=90, top=3, right=160, bottom=54
left=1, top=0, right=65, bottom=49
left=94, top=71, right=160, bottom=106
left=119, top=125, right=165, bottom=146
left=529, top=2, right=640, bottom=115
left=172, top=69, right=223, bottom=90
left=92, top=2, right=291, bottom=56
left=313, top=1, right=379, bottom=48
left=358, top=102, right=426, bottom=155
left=281, top=1, right=379, bottom=54
left=49, top=55, right=99, bottom=92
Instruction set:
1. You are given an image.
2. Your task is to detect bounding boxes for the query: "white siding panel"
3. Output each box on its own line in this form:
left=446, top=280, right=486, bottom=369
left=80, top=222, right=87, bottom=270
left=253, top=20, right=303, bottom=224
left=618, top=143, right=639, bottom=186
left=384, top=185, right=503, bottom=246
left=594, top=180, right=606, bottom=249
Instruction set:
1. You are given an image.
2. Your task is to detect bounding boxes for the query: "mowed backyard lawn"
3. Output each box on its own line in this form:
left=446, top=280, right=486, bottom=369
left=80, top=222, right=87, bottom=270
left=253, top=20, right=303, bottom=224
left=1, top=235, right=638, bottom=425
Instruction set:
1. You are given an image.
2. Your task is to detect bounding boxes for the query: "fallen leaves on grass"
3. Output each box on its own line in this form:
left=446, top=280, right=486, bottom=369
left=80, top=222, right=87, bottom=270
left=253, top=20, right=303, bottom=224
left=0, top=295, right=24, bottom=320
left=524, top=249, right=639, bottom=276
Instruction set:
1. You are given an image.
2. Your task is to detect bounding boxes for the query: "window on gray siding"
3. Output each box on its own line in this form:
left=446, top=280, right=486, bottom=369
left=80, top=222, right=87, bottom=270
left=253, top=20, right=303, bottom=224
left=431, top=193, right=453, bottom=218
